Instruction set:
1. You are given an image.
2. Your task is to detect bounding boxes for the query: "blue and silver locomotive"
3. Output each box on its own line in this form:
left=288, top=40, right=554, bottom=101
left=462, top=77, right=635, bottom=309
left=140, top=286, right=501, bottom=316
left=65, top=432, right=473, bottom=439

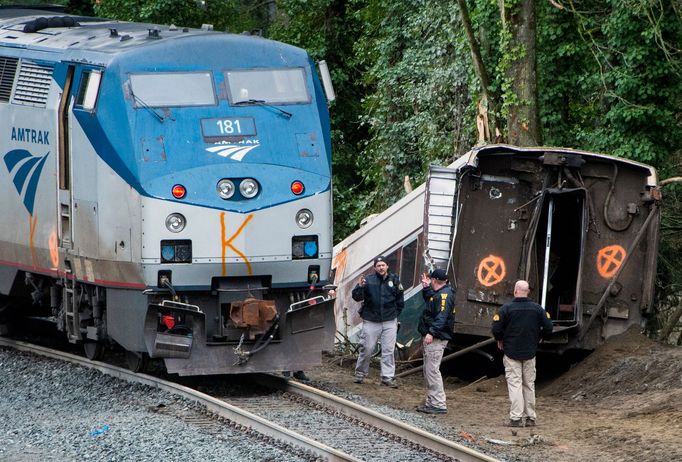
left=0, top=8, right=336, bottom=375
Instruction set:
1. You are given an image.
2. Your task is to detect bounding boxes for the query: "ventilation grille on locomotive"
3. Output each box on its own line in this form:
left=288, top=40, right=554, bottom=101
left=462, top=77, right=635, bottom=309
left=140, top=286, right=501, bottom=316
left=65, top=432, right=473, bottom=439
left=12, top=60, right=53, bottom=107
left=0, top=56, right=18, bottom=103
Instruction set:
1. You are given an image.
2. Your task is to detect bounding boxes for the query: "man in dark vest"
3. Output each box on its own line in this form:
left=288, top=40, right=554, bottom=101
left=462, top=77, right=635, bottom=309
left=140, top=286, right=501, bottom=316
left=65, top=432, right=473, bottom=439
left=416, top=268, right=455, bottom=414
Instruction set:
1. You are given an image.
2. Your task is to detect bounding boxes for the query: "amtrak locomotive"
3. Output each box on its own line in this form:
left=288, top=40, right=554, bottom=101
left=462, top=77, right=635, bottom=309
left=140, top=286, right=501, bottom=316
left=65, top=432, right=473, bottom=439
left=0, top=8, right=336, bottom=375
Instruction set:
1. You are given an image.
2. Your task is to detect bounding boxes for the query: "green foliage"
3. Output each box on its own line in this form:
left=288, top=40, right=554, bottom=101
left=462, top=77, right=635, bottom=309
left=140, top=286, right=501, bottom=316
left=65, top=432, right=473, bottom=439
left=93, top=0, right=245, bottom=32
left=353, top=0, right=473, bottom=214
left=538, top=1, right=682, bottom=171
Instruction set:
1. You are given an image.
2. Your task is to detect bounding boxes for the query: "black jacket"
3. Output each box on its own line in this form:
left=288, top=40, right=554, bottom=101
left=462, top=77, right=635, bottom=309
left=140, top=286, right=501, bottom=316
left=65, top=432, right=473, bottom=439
left=491, top=297, right=554, bottom=360
left=418, top=284, right=456, bottom=340
left=351, top=272, right=404, bottom=322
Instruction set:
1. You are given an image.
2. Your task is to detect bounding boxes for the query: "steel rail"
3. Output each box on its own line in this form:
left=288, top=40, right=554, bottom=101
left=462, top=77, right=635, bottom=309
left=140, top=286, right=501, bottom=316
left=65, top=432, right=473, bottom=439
left=0, top=337, right=361, bottom=462
left=257, top=374, right=499, bottom=462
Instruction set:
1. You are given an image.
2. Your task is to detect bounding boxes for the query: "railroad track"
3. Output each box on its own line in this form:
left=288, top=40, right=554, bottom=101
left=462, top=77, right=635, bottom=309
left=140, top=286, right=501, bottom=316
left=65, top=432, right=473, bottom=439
left=0, top=337, right=498, bottom=462
left=241, top=374, right=498, bottom=462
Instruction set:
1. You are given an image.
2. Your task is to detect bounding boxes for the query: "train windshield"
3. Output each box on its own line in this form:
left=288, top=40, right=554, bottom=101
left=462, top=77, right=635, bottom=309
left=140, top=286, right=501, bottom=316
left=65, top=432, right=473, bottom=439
left=225, top=68, right=310, bottom=105
left=129, top=72, right=216, bottom=107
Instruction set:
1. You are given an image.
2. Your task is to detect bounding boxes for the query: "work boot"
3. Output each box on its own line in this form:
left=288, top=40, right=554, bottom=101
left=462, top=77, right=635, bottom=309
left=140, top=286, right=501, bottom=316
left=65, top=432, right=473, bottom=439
left=416, top=405, right=447, bottom=415
left=293, top=371, right=310, bottom=382
left=525, top=418, right=536, bottom=427
left=381, top=378, right=399, bottom=388
left=353, top=375, right=364, bottom=384
left=509, top=419, right=523, bottom=427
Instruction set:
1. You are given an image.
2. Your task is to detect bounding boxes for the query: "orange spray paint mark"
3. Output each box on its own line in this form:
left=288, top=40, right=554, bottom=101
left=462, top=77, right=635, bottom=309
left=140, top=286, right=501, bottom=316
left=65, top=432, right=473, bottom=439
left=596, top=245, right=626, bottom=278
left=220, top=212, right=254, bottom=276
left=48, top=230, right=59, bottom=268
left=332, top=248, right=348, bottom=284
left=476, top=255, right=506, bottom=287
left=28, top=214, right=38, bottom=266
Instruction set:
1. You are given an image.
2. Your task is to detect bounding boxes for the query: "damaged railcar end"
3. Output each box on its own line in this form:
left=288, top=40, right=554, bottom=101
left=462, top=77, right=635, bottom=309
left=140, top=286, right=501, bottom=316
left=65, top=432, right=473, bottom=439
left=332, top=145, right=661, bottom=355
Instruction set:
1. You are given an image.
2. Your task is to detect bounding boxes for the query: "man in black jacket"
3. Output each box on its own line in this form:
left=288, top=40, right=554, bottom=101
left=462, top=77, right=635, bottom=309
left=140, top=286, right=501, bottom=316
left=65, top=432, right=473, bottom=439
left=492, top=280, right=553, bottom=427
left=416, top=268, right=455, bottom=414
left=352, top=255, right=404, bottom=388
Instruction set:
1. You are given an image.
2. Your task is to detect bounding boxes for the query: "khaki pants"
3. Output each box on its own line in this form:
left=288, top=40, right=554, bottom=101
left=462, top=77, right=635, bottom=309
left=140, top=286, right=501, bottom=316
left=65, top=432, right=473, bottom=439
left=423, top=338, right=448, bottom=409
left=354, top=319, right=397, bottom=380
left=503, top=355, right=537, bottom=420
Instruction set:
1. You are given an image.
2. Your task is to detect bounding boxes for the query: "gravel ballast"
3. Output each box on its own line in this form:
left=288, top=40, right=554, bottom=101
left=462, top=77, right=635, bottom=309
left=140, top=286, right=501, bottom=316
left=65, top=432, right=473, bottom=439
left=0, top=347, right=308, bottom=462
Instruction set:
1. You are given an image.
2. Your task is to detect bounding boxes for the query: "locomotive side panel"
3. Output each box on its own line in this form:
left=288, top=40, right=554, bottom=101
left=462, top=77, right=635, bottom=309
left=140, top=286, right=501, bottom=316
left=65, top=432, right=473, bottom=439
left=0, top=57, right=61, bottom=286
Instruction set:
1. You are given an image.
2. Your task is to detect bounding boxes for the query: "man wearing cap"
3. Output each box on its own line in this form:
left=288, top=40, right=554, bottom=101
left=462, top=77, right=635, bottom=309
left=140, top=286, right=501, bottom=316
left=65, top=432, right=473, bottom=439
left=351, top=255, right=404, bottom=388
left=492, top=280, right=553, bottom=427
left=416, top=268, right=455, bottom=414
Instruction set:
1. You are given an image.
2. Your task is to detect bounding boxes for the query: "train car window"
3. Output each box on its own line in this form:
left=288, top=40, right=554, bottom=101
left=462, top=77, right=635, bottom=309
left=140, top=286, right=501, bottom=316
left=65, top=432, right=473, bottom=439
left=385, top=248, right=401, bottom=277
left=75, top=70, right=102, bottom=110
left=225, top=68, right=310, bottom=105
left=400, top=239, right=417, bottom=289
left=129, top=72, right=216, bottom=107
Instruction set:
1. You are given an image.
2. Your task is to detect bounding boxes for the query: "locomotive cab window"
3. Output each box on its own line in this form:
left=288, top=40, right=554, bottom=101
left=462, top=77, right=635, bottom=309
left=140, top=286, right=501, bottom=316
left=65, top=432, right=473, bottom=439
left=75, top=70, right=102, bottom=111
left=226, top=68, right=309, bottom=105
left=129, top=72, right=216, bottom=107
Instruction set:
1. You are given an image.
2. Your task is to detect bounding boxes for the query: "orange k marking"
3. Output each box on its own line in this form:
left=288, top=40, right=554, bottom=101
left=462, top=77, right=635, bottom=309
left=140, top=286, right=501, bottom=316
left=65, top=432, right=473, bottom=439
left=220, top=212, right=254, bottom=276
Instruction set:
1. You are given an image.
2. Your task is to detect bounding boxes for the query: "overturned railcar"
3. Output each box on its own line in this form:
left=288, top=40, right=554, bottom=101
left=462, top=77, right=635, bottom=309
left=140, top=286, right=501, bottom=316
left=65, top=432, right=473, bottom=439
left=332, top=145, right=661, bottom=353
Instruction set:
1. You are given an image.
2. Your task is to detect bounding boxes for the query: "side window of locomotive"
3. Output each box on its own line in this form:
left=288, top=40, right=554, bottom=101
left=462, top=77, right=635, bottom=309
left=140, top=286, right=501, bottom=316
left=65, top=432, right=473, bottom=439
left=129, top=72, right=216, bottom=107
left=225, top=68, right=310, bottom=105
left=75, top=70, right=102, bottom=111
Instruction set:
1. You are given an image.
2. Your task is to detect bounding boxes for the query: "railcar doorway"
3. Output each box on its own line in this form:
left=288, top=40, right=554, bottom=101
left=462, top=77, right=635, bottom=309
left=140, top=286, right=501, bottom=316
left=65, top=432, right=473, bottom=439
left=533, top=189, right=586, bottom=324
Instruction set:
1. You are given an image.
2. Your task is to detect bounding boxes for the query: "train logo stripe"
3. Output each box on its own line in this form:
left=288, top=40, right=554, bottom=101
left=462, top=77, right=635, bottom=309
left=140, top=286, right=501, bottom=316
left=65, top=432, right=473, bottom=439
left=206, top=144, right=259, bottom=161
left=3, top=149, right=50, bottom=215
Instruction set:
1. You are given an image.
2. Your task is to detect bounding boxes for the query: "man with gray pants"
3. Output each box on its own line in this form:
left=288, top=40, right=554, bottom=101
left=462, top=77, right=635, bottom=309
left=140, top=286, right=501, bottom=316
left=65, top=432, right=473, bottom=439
left=416, top=268, right=455, bottom=414
left=352, top=255, right=404, bottom=388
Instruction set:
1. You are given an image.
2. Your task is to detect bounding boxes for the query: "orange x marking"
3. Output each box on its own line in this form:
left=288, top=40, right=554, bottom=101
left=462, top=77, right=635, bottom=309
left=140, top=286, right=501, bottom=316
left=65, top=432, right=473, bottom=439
left=477, top=255, right=506, bottom=287
left=220, top=212, right=254, bottom=276
left=596, top=244, right=626, bottom=279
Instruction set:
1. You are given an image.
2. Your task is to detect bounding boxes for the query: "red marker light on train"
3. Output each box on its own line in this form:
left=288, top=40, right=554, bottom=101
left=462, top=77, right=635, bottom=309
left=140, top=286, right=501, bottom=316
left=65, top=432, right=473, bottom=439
left=291, top=181, right=305, bottom=195
left=161, top=315, right=175, bottom=330
left=172, top=184, right=186, bottom=199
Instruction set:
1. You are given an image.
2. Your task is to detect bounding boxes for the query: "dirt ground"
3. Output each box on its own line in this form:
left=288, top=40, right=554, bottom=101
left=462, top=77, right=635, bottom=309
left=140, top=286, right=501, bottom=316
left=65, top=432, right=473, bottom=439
left=306, top=327, right=682, bottom=461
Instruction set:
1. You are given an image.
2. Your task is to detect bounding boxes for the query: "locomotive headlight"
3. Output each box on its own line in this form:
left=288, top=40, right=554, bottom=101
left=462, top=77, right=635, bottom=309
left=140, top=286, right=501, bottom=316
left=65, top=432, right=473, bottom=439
left=217, top=179, right=235, bottom=199
left=165, top=213, right=186, bottom=233
left=295, top=209, right=314, bottom=229
left=239, top=178, right=259, bottom=198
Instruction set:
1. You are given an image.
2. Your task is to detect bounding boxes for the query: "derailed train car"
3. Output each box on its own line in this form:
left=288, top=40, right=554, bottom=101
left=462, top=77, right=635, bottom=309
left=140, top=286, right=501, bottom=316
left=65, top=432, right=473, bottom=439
left=332, top=145, right=660, bottom=353
left=0, top=9, right=336, bottom=374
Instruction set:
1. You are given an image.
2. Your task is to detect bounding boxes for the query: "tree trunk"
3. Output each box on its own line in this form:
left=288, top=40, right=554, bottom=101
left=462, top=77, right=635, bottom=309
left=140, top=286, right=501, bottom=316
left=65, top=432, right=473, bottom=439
left=456, top=0, right=500, bottom=142
left=501, top=0, right=542, bottom=146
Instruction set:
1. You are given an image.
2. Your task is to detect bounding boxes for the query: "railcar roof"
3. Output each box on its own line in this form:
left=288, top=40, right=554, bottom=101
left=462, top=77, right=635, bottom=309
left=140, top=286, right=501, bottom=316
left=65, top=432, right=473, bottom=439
left=0, top=8, right=294, bottom=60
left=469, top=144, right=658, bottom=184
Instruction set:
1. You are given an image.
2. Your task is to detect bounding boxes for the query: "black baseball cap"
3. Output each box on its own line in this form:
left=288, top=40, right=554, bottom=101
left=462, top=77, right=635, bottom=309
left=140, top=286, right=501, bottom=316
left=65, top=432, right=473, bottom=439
left=373, top=255, right=386, bottom=266
left=430, top=268, right=447, bottom=280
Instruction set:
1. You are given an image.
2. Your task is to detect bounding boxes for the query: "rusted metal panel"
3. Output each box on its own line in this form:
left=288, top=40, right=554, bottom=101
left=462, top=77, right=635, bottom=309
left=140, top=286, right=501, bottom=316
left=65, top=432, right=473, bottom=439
left=332, top=144, right=661, bottom=354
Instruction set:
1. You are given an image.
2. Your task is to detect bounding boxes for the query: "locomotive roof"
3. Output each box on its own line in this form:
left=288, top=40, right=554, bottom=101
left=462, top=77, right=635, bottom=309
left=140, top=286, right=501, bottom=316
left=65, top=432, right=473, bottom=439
left=0, top=8, right=304, bottom=63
